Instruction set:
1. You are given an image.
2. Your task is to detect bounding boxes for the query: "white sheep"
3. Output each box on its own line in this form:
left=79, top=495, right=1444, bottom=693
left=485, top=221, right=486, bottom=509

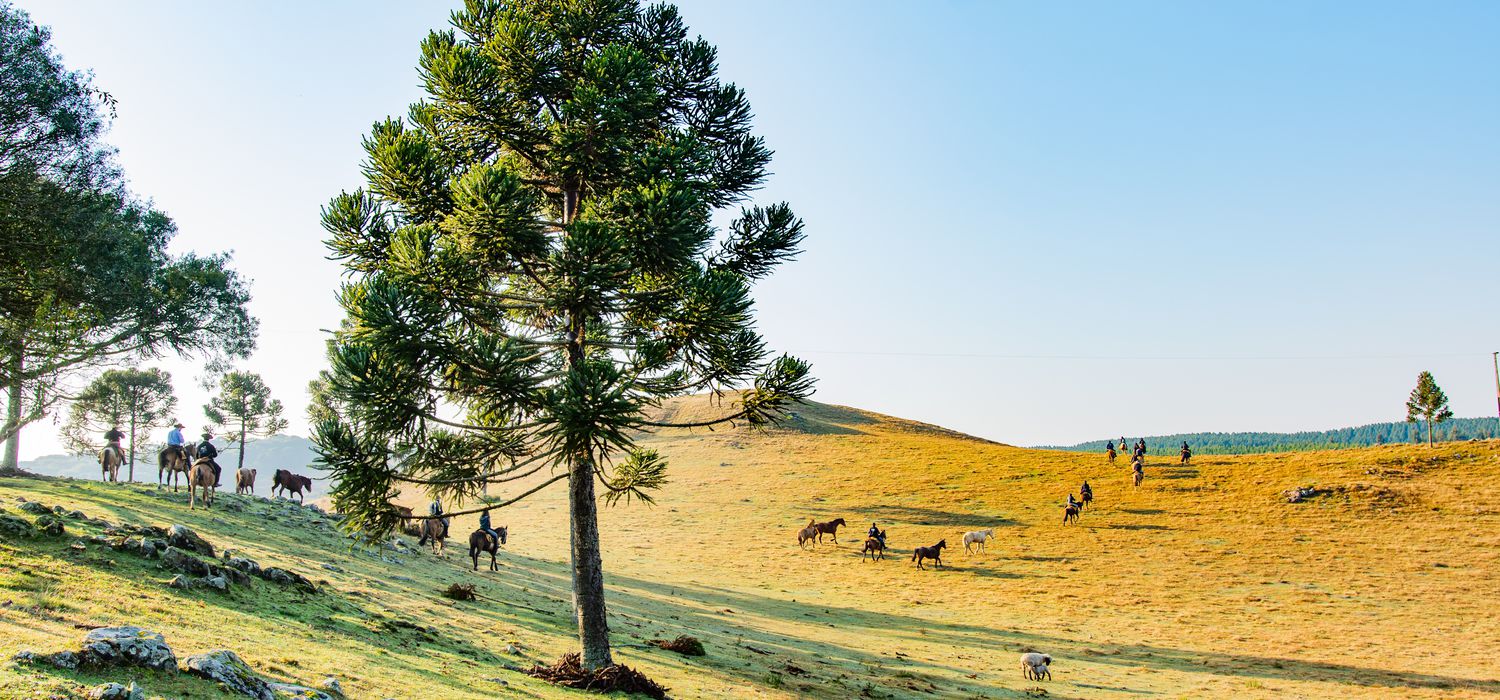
left=1020, top=652, right=1052, bottom=681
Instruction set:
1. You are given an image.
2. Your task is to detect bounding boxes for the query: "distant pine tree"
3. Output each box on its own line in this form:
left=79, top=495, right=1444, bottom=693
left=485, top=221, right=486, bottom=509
left=1406, top=371, right=1454, bottom=447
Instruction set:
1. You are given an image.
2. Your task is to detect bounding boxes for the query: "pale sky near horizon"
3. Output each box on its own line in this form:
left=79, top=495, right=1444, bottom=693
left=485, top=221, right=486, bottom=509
left=14, top=0, right=1500, bottom=460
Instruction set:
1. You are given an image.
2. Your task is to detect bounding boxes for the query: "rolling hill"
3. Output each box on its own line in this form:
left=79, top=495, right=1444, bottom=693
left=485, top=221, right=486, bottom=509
left=20, top=434, right=329, bottom=485
left=2, top=397, right=1498, bottom=699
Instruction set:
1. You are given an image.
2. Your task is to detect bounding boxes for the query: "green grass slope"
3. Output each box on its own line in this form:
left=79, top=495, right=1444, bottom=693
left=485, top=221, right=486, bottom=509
left=3, top=397, right=1499, bottom=699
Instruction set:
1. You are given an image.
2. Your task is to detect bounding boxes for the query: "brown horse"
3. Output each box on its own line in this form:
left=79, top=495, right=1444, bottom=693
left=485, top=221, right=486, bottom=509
left=1132, top=466, right=1144, bottom=489
left=235, top=468, right=257, bottom=495
left=469, top=526, right=508, bottom=571
left=100, top=446, right=123, bottom=483
left=418, top=518, right=446, bottom=556
left=797, top=519, right=820, bottom=548
left=912, top=540, right=946, bottom=570
left=157, top=444, right=196, bottom=491
left=861, top=531, right=886, bottom=562
left=1062, top=503, right=1080, bottom=524
left=187, top=459, right=216, bottom=510
left=395, top=506, right=422, bottom=536
left=271, top=469, right=313, bottom=503
left=812, top=518, right=847, bottom=544
left=1106, top=447, right=1117, bottom=465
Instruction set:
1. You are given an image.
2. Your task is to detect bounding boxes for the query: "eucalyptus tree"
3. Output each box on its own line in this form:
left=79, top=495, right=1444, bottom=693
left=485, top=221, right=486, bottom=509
left=314, top=0, right=812, bottom=670
left=61, top=368, right=176, bottom=481
left=0, top=3, right=255, bottom=472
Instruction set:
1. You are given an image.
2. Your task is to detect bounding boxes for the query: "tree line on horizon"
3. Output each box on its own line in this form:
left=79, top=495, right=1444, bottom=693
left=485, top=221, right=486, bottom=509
left=1054, top=416, right=1500, bottom=455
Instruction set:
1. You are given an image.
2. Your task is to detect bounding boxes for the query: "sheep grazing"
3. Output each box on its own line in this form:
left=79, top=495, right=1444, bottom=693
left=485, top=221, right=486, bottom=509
left=1020, top=652, right=1053, bottom=681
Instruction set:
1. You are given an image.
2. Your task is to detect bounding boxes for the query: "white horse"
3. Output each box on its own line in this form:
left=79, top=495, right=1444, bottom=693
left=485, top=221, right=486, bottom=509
left=962, top=528, right=994, bottom=554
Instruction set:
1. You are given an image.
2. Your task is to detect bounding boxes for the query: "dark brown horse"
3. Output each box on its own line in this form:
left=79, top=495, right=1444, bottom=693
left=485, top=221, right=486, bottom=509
left=469, top=526, right=508, bottom=571
left=271, top=469, right=313, bottom=503
left=395, top=506, right=422, bottom=536
left=912, top=540, right=946, bottom=570
left=812, top=518, right=847, bottom=544
left=861, top=530, right=886, bottom=562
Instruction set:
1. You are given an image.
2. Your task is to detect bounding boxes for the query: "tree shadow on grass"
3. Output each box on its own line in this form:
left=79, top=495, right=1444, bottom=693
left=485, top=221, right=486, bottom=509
left=855, top=505, right=1018, bottom=529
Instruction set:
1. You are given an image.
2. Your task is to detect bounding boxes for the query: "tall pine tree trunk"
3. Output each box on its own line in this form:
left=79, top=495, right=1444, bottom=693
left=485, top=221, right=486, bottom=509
left=1427, top=419, right=1433, bottom=447
left=568, top=455, right=612, bottom=669
left=238, top=416, right=247, bottom=471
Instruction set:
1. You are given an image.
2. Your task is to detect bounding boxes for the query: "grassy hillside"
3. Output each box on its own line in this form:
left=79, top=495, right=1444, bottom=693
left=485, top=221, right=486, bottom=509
left=3, top=398, right=1499, bottom=699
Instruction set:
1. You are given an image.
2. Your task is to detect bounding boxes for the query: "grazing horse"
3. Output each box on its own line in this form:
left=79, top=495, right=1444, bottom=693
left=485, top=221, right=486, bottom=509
left=271, top=469, right=313, bottom=503
left=99, top=446, right=123, bottom=483
left=861, top=530, right=886, bottom=561
left=912, top=540, right=946, bottom=570
left=235, top=468, right=257, bottom=495
left=157, top=444, right=196, bottom=491
left=469, top=526, right=508, bottom=571
left=812, top=518, right=847, bottom=544
left=963, top=528, right=994, bottom=554
left=418, top=518, right=446, bottom=556
left=1062, top=503, right=1080, bottom=524
left=187, top=459, right=217, bottom=510
left=797, top=519, right=820, bottom=549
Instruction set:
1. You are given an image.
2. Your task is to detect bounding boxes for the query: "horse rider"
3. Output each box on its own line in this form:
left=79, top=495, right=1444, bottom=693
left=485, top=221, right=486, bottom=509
left=429, top=499, right=449, bottom=538
left=1106, top=443, right=1116, bottom=459
left=1081, top=480, right=1093, bottom=499
left=867, top=522, right=886, bottom=547
left=1066, top=493, right=1080, bottom=509
left=479, top=508, right=502, bottom=547
left=103, top=425, right=125, bottom=460
left=196, top=430, right=222, bottom=486
left=165, top=420, right=187, bottom=461
left=1181, top=442, right=1192, bottom=463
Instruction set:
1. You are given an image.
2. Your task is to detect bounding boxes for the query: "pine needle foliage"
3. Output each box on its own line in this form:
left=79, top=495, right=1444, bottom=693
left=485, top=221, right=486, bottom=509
left=1405, top=371, right=1454, bottom=447
left=313, top=0, right=813, bottom=669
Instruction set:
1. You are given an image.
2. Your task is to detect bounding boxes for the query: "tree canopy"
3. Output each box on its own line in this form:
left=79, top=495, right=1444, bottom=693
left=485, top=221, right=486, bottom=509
left=1405, top=370, right=1454, bottom=447
left=60, top=367, right=176, bottom=480
left=313, top=0, right=812, bottom=670
left=205, top=371, right=287, bottom=471
left=0, top=2, right=256, bottom=471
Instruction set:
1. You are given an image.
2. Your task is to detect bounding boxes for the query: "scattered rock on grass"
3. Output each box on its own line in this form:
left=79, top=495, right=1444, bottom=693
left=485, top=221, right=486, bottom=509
left=269, top=682, right=335, bottom=700
left=88, top=681, right=145, bottom=700
left=33, top=514, right=65, bottom=536
left=161, top=547, right=212, bottom=577
left=319, top=677, right=344, bottom=697
left=168, top=525, right=216, bottom=557
left=80, top=627, right=177, bottom=671
left=183, top=650, right=273, bottom=700
left=0, top=513, right=32, bottom=539
left=18, top=501, right=49, bottom=515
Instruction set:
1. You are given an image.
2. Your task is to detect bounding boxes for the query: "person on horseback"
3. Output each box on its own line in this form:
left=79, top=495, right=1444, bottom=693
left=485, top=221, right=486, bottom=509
left=479, top=509, right=501, bottom=547
left=196, top=431, right=222, bottom=486
left=867, top=522, right=886, bottom=546
left=429, top=499, right=449, bottom=538
left=1081, top=480, right=1093, bottom=498
left=103, top=425, right=125, bottom=457
left=165, top=420, right=186, bottom=461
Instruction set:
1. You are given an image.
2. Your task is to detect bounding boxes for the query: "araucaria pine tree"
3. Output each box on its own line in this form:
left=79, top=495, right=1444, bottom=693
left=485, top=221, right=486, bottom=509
left=313, top=0, right=813, bottom=671
left=204, top=371, right=287, bottom=471
left=1405, top=371, right=1453, bottom=447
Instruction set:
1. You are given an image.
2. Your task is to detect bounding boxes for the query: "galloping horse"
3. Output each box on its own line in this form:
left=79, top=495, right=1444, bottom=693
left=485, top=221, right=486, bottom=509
left=158, top=444, right=197, bottom=491
left=100, top=445, right=123, bottom=483
left=811, top=518, right=847, bottom=545
left=187, top=459, right=217, bottom=510
left=469, top=526, right=508, bottom=571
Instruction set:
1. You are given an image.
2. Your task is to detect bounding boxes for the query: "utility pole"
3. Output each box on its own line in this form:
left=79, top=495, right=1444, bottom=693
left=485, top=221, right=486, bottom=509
left=1493, top=351, right=1499, bottom=419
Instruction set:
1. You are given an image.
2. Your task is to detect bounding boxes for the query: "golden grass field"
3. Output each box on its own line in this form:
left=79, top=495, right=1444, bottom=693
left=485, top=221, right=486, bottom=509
left=2, top=397, right=1498, bottom=699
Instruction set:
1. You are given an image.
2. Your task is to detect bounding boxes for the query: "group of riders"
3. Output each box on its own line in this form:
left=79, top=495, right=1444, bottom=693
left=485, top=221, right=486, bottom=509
left=419, top=498, right=506, bottom=549
left=101, top=419, right=222, bottom=485
left=1104, top=437, right=1192, bottom=475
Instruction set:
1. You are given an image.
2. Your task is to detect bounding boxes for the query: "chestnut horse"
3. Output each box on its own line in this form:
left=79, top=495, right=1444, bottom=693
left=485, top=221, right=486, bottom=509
left=271, top=469, right=313, bottom=503
left=187, top=459, right=217, bottom=510
left=419, top=518, right=446, bottom=556
left=861, top=530, right=886, bottom=561
left=157, top=444, right=197, bottom=491
left=796, top=519, right=820, bottom=549
left=812, top=518, right=847, bottom=544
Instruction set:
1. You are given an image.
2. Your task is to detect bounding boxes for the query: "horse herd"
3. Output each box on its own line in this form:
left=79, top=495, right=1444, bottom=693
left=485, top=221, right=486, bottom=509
left=89, top=444, right=316, bottom=511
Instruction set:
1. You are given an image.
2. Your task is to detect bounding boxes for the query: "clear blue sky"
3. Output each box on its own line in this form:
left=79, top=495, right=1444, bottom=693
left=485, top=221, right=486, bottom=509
left=17, top=0, right=1500, bottom=458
